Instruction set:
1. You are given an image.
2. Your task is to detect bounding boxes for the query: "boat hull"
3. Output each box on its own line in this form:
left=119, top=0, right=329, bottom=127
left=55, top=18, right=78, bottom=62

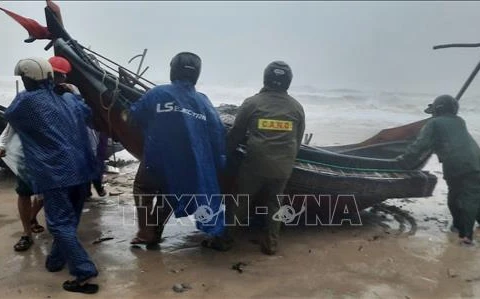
left=50, top=25, right=437, bottom=213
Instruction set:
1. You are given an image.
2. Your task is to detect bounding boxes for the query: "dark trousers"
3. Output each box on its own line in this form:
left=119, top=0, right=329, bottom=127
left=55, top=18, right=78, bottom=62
left=447, top=173, right=480, bottom=240
left=91, top=178, right=103, bottom=194
left=226, top=169, right=288, bottom=251
left=133, top=162, right=172, bottom=242
left=43, top=184, right=98, bottom=281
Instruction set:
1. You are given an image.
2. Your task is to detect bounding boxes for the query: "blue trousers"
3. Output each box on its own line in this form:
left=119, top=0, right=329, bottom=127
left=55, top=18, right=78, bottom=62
left=43, top=184, right=98, bottom=281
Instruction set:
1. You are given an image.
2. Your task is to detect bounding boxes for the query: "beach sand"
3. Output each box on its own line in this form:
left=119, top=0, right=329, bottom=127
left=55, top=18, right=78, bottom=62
left=1, top=157, right=480, bottom=299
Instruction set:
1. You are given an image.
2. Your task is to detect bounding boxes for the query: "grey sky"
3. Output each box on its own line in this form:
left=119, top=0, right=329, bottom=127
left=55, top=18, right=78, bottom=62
left=1, top=1, right=480, bottom=95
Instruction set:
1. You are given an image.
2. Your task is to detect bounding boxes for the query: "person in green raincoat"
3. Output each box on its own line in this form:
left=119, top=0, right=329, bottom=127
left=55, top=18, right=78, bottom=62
left=396, top=94, right=480, bottom=245
left=223, top=61, right=305, bottom=255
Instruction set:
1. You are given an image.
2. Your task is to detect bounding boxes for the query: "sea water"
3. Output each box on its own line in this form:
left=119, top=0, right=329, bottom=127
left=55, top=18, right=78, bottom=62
left=1, top=78, right=480, bottom=156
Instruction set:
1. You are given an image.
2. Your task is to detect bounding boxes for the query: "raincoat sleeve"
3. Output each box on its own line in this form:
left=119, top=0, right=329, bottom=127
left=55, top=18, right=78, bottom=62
left=75, top=94, right=92, bottom=124
left=395, top=120, right=435, bottom=169
left=226, top=99, right=254, bottom=155
left=61, top=92, right=92, bottom=126
left=5, top=93, right=35, bottom=132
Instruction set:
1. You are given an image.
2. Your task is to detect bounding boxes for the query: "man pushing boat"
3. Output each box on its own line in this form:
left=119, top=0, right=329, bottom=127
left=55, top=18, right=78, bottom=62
left=127, top=52, right=226, bottom=247
left=205, top=61, right=305, bottom=255
left=396, top=95, right=480, bottom=245
left=48, top=55, right=108, bottom=199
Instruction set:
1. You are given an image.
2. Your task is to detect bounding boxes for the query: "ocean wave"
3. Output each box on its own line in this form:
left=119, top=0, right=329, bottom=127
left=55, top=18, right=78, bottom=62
left=1, top=81, right=480, bottom=120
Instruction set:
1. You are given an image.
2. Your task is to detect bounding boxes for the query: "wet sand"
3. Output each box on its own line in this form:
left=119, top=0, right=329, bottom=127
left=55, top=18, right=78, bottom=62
left=1, top=158, right=480, bottom=299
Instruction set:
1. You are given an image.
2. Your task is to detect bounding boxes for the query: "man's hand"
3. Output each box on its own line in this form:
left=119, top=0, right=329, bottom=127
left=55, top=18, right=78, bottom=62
left=0, top=147, right=6, bottom=158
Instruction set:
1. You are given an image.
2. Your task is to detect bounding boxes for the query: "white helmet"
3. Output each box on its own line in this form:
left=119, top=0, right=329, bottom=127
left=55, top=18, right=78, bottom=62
left=14, top=57, right=53, bottom=81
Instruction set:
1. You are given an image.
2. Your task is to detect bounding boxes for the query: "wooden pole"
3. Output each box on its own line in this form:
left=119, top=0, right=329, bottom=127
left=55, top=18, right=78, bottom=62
left=433, top=42, right=480, bottom=100
left=454, top=59, right=480, bottom=101
left=433, top=43, right=480, bottom=50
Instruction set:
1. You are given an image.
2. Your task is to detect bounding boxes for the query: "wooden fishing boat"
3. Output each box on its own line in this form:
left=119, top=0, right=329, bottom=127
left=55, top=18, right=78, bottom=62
left=2, top=1, right=439, bottom=214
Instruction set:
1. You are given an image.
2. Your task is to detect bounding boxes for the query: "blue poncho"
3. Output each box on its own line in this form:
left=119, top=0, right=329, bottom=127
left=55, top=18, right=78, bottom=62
left=5, top=84, right=96, bottom=193
left=130, top=80, right=226, bottom=236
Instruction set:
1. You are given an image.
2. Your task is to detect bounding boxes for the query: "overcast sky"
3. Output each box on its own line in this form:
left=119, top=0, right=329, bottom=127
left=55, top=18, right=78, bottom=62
left=1, top=1, right=480, bottom=95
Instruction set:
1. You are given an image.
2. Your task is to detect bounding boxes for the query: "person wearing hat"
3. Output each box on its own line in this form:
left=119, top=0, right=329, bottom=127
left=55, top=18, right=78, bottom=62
left=213, top=61, right=305, bottom=255
left=396, top=94, right=480, bottom=245
left=49, top=56, right=107, bottom=198
left=5, top=57, right=99, bottom=293
left=48, top=55, right=80, bottom=94
left=128, top=52, right=226, bottom=247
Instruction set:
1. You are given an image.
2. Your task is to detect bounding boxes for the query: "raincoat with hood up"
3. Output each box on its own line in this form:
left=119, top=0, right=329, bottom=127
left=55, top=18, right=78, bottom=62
left=130, top=80, right=226, bottom=236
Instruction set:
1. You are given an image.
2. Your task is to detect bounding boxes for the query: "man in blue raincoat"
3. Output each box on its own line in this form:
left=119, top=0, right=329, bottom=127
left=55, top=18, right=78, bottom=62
left=129, top=52, right=226, bottom=247
left=5, top=57, right=99, bottom=294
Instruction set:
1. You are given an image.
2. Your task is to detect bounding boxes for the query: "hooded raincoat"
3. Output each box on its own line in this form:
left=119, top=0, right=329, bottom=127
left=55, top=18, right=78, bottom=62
left=4, top=83, right=95, bottom=193
left=129, top=80, right=226, bottom=236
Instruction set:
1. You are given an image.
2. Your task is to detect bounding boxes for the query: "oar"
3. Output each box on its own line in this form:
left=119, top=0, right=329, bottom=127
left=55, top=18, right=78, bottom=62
left=337, top=42, right=480, bottom=149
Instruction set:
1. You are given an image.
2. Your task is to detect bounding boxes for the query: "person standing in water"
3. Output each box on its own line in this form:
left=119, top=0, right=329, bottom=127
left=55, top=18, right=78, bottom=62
left=396, top=95, right=480, bottom=245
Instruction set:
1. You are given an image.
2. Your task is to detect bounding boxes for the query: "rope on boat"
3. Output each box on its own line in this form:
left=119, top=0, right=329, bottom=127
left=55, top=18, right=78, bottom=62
left=99, top=70, right=121, bottom=166
left=110, top=77, right=120, bottom=166
left=295, top=158, right=416, bottom=173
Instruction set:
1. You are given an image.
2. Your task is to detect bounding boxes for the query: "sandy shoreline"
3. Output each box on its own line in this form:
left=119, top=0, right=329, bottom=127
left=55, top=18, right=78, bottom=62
left=1, top=158, right=480, bottom=299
